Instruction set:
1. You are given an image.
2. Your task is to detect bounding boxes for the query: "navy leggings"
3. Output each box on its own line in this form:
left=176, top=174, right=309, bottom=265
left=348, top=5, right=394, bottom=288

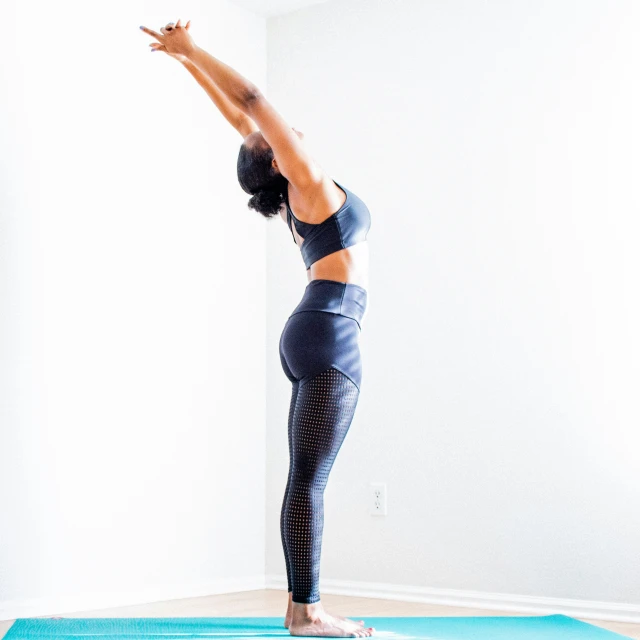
left=279, top=279, right=367, bottom=604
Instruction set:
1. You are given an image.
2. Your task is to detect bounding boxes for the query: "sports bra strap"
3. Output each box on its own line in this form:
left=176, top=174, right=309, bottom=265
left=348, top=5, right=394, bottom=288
left=286, top=205, right=297, bottom=244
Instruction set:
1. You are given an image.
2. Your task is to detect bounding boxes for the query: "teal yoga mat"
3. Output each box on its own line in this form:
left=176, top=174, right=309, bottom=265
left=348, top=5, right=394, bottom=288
left=3, top=615, right=632, bottom=640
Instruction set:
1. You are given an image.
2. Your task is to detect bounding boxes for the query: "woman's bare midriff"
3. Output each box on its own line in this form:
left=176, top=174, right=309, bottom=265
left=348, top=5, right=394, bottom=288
left=306, top=241, right=369, bottom=289
left=280, top=178, right=370, bottom=290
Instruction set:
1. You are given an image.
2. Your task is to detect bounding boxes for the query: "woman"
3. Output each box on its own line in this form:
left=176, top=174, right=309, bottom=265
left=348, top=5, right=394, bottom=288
left=140, top=20, right=374, bottom=639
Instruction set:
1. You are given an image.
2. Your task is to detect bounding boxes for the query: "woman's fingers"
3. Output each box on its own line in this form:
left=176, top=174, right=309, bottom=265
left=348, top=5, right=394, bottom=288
left=150, top=43, right=167, bottom=53
left=139, top=25, right=163, bottom=41
left=141, top=19, right=190, bottom=46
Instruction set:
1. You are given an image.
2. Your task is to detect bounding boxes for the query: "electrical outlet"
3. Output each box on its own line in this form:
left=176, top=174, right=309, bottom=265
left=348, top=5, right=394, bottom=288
left=370, top=482, right=387, bottom=516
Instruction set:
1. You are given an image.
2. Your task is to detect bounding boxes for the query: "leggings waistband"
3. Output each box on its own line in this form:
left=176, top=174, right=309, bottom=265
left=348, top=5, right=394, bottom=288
left=290, top=279, right=368, bottom=328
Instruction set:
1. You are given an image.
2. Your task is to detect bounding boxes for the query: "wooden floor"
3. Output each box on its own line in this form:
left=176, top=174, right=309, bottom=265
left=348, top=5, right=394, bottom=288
left=1, top=589, right=638, bottom=639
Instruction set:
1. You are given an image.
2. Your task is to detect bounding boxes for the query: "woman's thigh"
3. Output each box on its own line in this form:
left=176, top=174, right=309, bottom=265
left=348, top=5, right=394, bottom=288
left=279, top=311, right=362, bottom=389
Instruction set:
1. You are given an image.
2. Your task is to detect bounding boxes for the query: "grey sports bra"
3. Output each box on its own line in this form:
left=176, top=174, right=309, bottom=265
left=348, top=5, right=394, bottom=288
left=285, top=180, right=371, bottom=269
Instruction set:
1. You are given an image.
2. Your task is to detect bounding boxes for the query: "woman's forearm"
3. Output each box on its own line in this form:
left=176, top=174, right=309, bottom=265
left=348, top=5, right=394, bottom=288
left=185, top=46, right=259, bottom=115
left=180, top=57, right=248, bottom=130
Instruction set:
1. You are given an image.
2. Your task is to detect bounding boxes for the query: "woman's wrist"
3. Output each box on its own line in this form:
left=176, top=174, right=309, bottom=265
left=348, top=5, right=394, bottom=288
left=184, top=44, right=202, bottom=64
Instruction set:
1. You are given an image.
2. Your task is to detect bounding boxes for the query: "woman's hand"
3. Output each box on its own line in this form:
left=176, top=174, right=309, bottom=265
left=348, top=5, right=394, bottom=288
left=140, top=19, right=197, bottom=61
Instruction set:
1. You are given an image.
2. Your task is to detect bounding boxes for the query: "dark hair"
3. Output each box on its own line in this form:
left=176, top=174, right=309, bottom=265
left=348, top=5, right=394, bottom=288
left=237, top=140, right=289, bottom=219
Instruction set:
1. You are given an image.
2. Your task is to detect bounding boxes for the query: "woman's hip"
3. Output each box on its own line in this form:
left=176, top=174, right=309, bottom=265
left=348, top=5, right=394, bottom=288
left=279, top=281, right=367, bottom=389
left=289, top=279, right=368, bottom=329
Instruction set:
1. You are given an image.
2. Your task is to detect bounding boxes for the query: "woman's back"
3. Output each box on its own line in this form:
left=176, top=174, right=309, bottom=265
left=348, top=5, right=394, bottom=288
left=281, top=176, right=370, bottom=289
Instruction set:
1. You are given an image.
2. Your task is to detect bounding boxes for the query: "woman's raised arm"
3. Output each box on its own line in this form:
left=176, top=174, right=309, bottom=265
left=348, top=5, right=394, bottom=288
left=180, top=57, right=259, bottom=138
left=141, top=19, right=260, bottom=139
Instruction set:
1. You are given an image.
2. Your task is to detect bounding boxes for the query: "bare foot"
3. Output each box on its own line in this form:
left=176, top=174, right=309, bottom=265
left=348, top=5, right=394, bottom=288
left=289, top=612, right=374, bottom=638
left=284, top=593, right=364, bottom=629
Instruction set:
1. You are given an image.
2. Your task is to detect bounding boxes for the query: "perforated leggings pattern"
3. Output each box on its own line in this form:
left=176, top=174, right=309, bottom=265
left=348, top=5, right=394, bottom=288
left=280, top=367, right=360, bottom=604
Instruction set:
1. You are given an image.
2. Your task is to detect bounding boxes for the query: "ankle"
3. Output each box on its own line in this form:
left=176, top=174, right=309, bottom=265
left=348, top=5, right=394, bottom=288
left=291, top=600, right=323, bottom=621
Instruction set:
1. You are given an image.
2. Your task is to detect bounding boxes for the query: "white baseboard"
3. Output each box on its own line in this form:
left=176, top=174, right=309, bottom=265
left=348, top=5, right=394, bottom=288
left=3, top=574, right=638, bottom=626
left=0, top=575, right=266, bottom=623
left=265, top=574, right=640, bottom=625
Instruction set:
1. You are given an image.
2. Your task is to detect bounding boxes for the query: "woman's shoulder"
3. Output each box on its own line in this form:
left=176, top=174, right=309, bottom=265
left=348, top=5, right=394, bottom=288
left=286, top=175, right=347, bottom=225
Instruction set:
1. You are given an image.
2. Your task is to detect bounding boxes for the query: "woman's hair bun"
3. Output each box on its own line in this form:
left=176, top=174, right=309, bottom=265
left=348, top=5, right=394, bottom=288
left=248, top=188, right=285, bottom=219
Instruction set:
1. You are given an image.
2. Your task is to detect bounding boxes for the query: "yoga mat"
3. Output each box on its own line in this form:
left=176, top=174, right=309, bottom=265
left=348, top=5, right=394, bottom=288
left=3, top=615, right=633, bottom=640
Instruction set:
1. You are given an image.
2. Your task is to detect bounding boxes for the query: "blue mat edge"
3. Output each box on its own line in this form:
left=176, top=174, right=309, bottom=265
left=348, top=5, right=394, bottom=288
left=3, top=614, right=632, bottom=640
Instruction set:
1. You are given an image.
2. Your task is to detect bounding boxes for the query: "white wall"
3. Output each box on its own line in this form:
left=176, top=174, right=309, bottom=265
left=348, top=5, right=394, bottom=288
left=229, top=0, right=332, bottom=18
left=0, top=0, right=267, bottom=619
left=265, top=0, right=640, bottom=615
